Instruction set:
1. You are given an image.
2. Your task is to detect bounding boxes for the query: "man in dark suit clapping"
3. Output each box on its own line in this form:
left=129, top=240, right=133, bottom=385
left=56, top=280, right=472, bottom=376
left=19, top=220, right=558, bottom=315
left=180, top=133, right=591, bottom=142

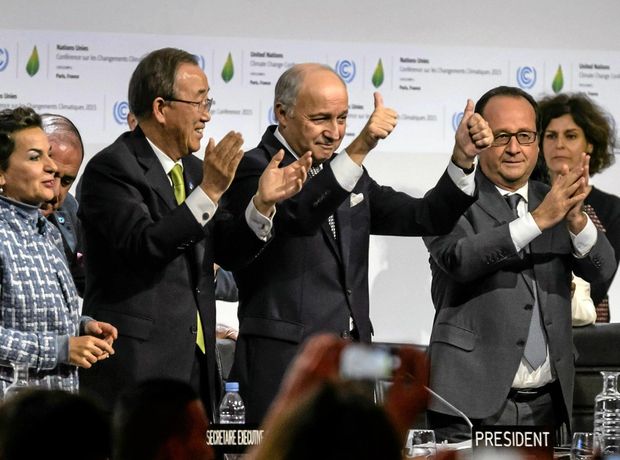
left=78, top=48, right=310, bottom=418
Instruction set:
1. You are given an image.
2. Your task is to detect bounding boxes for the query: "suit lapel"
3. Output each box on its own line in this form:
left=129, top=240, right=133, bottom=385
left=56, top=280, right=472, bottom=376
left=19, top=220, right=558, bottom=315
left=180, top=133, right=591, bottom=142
left=263, top=127, right=343, bottom=261
left=334, top=190, right=351, bottom=267
left=131, top=127, right=177, bottom=211
left=477, top=171, right=537, bottom=298
left=474, top=170, right=516, bottom=224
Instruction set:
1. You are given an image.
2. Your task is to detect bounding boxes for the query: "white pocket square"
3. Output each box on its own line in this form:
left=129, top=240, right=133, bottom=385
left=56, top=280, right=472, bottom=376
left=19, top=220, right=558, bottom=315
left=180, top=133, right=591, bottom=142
left=350, top=193, right=364, bottom=207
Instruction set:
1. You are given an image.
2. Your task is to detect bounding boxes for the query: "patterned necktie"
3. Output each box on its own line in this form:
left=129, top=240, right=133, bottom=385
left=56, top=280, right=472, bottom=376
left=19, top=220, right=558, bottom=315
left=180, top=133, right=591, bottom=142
left=583, top=203, right=610, bottom=323
left=505, top=193, right=547, bottom=369
left=169, top=164, right=206, bottom=354
left=308, top=165, right=337, bottom=240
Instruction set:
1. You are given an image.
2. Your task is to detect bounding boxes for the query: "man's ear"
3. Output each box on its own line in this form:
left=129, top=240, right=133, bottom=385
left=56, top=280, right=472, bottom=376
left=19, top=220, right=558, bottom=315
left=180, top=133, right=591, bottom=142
left=274, top=103, right=288, bottom=128
left=152, top=97, right=168, bottom=124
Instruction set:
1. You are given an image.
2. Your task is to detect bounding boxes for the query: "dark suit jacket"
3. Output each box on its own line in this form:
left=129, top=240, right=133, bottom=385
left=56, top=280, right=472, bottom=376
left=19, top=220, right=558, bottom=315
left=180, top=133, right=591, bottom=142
left=48, top=193, right=85, bottom=295
left=78, top=127, right=265, bottom=416
left=220, top=126, right=477, bottom=423
left=423, top=170, right=616, bottom=422
left=585, top=186, right=620, bottom=307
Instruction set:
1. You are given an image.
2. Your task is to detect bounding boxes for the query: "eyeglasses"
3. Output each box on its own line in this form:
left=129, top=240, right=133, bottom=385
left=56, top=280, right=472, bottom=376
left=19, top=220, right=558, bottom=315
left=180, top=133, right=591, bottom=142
left=492, top=131, right=538, bottom=147
left=166, top=97, right=215, bottom=113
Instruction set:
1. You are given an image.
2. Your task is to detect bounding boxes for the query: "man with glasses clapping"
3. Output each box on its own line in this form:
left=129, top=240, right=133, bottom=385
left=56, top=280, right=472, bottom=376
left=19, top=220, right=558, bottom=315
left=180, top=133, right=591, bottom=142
left=423, top=86, right=615, bottom=443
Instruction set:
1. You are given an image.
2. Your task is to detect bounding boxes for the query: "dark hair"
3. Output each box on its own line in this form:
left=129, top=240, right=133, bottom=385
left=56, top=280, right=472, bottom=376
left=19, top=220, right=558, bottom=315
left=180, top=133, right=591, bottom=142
left=40, top=113, right=85, bottom=159
left=128, top=47, right=198, bottom=120
left=475, top=86, right=540, bottom=130
left=0, top=389, right=110, bottom=460
left=256, top=381, right=403, bottom=460
left=0, top=107, right=42, bottom=171
left=113, top=378, right=200, bottom=460
left=538, top=93, right=615, bottom=175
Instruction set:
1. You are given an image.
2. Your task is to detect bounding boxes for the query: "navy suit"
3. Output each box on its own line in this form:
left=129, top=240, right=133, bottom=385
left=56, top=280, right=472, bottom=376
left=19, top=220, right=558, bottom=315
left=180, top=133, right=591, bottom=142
left=78, top=127, right=265, bottom=417
left=221, top=126, right=478, bottom=423
left=48, top=193, right=85, bottom=295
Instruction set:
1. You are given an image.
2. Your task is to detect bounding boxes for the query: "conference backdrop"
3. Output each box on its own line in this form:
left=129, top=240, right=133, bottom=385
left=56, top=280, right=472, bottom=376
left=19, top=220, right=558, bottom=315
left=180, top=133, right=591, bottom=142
left=1, top=27, right=619, bottom=342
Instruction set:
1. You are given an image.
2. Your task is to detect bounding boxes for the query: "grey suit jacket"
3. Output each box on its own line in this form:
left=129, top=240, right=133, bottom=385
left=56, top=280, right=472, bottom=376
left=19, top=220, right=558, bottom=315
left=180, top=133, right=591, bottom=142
left=423, top=170, right=615, bottom=421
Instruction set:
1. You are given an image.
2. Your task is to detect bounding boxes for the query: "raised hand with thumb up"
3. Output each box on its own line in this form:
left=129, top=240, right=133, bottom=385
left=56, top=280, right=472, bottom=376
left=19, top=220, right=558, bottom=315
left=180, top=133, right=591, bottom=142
left=452, top=99, right=493, bottom=171
left=346, top=91, right=398, bottom=166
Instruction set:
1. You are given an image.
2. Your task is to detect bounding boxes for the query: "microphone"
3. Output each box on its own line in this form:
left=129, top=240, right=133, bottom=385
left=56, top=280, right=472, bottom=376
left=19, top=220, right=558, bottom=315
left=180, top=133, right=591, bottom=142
left=36, top=216, right=47, bottom=235
left=424, top=385, right=473, bottom=430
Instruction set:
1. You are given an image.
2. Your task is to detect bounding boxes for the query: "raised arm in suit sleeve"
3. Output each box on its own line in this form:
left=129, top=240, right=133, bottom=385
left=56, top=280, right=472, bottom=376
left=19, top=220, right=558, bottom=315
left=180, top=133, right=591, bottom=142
left=423, top=214, right=519, bottom=284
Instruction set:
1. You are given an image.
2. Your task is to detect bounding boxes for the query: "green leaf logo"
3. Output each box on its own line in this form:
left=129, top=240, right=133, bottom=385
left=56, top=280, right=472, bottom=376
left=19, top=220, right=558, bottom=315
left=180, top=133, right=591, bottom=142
left=371, top=58, right=384, bottom=88
left=552, top=65, right=564, bottom=94
left=221, top=52, right=234, bottom=83
left=26, top=46, right=40, bottom=77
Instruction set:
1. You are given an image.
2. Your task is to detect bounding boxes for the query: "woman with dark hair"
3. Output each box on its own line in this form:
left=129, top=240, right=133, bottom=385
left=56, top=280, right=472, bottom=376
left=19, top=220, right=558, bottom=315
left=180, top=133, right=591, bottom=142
left=538, top=93, right=620, bottom=322
left=0, top=107, right=117, bottom=396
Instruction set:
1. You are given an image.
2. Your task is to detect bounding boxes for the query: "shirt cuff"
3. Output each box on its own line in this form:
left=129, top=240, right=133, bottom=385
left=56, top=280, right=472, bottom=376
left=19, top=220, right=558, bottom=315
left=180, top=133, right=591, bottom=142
left=79, top=316, right=95, bottom=335
left=446, top=160, right=476, bottom=196
left=331, top=150, right=363, bottom=192
left=56, top=335, right=70, bottom=365
left=245, top=196, right=274, bottom=241
left=509, top=213, right=542, bottom=252
left=570, top=213, right=597, bottom=258
left=186, top=187, right=218, bottom=226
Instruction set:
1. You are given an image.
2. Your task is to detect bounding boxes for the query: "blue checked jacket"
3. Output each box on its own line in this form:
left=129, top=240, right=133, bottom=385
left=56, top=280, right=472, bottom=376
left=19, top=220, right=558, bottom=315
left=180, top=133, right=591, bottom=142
left=0, top=196, right=79, bottom=395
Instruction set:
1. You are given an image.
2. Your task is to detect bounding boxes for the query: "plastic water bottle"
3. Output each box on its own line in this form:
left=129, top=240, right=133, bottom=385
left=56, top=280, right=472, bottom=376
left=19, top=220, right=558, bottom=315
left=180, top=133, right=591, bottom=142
left=593, top=371, right=620, bottom=457
left=219, top=381, right=246, bottom=424
left=219, top=381, right=246, bottom=460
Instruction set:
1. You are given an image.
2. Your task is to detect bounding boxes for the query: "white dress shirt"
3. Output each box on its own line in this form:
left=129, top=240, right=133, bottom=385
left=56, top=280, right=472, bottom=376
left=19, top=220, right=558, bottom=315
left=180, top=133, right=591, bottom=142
left=147, top=137, right=273, bottom=241
left=499, top=183, right=597, bottom=388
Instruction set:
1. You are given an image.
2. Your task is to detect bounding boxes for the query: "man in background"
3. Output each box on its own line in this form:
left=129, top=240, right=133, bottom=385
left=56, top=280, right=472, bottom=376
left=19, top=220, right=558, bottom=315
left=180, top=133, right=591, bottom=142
left=40, top=113, right=85, bottom=294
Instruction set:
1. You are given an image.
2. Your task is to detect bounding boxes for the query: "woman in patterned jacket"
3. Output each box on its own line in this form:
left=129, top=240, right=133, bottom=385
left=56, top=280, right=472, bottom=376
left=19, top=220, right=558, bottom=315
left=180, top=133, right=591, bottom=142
left=0, top=107, right=117, bottom=396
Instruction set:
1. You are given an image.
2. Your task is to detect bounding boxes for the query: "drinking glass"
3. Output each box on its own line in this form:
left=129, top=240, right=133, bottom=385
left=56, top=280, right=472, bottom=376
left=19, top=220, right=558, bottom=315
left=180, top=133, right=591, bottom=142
left=570, top=432, right=594, bottom=460
left=404, top=429, right=436, bottom=459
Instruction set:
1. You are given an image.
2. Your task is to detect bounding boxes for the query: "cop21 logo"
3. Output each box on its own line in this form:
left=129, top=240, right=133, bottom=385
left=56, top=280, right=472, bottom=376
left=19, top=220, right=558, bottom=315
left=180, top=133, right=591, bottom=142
left=516, top=66, right=537, bottom=89
left=113, top=101, right=130, bottom=125
left=334, top=59, right=356, bottom=83
left=0, top=48, right=9, bottom=72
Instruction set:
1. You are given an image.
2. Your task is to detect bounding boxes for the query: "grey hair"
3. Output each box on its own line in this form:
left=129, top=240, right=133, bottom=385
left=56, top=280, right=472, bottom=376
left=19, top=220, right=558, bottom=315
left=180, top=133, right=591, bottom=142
left=274, top=63, right=344, bottom=116
left=40, top=113, right=84, bottom=159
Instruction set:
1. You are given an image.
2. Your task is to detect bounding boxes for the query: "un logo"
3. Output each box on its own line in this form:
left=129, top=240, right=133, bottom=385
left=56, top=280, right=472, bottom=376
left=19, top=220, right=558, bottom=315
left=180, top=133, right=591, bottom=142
left=335, top=59, right=356, bottom=83
left=516, top=66, right=537, bottom=89
left=0, top=48, right=9, bottom=72
left=113, top=101, right=130, bottom=125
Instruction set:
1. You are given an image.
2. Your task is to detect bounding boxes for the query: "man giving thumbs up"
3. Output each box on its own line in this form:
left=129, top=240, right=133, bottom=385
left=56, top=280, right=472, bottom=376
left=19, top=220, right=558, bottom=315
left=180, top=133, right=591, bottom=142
left=220, top=63, right=493, bottom=424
